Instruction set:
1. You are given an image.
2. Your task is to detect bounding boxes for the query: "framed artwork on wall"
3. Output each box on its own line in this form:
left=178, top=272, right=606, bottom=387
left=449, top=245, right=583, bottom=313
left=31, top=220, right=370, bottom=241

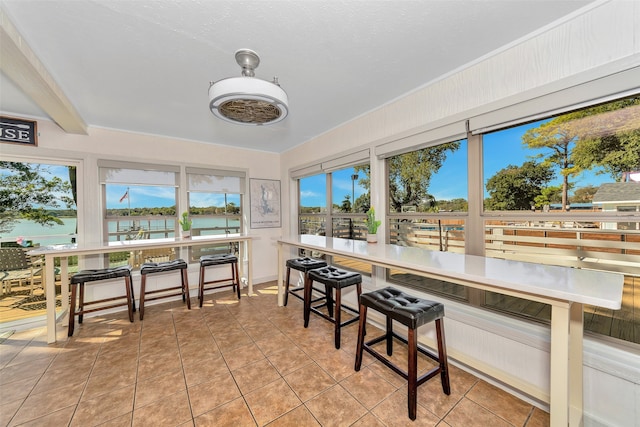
left=250, top=178, right=281, bottom=228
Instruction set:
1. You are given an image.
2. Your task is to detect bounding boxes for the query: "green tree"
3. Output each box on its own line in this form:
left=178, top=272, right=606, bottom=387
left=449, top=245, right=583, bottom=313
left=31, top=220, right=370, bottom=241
left=485, top=161, right=554, bottom=210
left=571, top=184, right=599, bottom=203
left=521, top=117, right=579, bottom=211
left=339, top=195, right=352, bottom=212
left=386, top=142, right=460, bottom=212
left=0, top=162, right=75, bottom=233
left=533, top=185, right=563, bottom=208
left=523, top=96, right=640, bottom=210
left=570, top=97, right=640, bottom=180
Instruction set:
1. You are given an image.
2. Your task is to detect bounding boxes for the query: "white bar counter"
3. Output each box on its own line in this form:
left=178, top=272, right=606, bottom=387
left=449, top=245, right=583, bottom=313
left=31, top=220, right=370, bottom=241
left=29, top=233, right=254, bottom=344
left=277, top=235, right=624, bottom=427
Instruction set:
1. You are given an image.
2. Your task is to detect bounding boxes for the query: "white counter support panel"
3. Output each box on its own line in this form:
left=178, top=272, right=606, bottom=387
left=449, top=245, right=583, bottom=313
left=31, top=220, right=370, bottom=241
left=277, top=235, right=623, bottom=427
left=29, top=234, right=254, bottom=345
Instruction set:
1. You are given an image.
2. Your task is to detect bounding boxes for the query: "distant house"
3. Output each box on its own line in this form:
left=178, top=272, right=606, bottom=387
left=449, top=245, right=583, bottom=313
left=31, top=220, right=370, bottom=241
left=592, top=182, right=640, bottom=230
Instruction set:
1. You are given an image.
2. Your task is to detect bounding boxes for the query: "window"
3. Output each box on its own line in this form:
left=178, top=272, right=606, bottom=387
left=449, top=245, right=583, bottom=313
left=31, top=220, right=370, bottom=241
left=481, top=95, right=640, bottom=338
left=186, top=168, right=245, bottom=261
left=1, top=161, right=77, bottom=247
left=385, top=138, right=468, bottom=300
left=296, top=159, right=371, bottom=274
left=100, top=161, right=179, bottom=267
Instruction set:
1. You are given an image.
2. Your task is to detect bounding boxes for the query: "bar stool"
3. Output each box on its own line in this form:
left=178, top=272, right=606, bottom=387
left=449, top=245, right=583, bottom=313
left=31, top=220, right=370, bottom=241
left=305, top=265, right=362, bottom=349
left=354, top=286, right=450, bottom=420
left=68, top=265, right=134, bottom=337
left=198, top=254, right=240, bottom=307
left=284, top=257, right=327, bottom=306
left=139, top=259, right=190, bottom=320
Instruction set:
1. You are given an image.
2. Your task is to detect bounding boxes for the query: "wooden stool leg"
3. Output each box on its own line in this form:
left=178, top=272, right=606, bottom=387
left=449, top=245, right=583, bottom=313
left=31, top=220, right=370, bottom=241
left=198, top=265, right=205, bottom=307
left=334, top=287, right=341, bottom=349
left=436, top=319, right=451, bottom=394
left=354, top=303, right=368, bottom=371
left=68, top=283, right=78, bottom=336
left=139, top=275, right=147, bottom=320
left=386, top=316, right=394, bottom=356
left=182, top=269, right=191, bottom=309
left=325, top=284, right=334, bottom=317
left=129, top=276, right=136, bottom=312
left=78, top=283, right=85, bottom=324
left=303, top=276, right=312, bottom=328
left=284, top=267, right=292, bottom=306
left=125, top=276, right=134, bottom=322
left=408, top=327, right=418, bottom=421
left=234, top=261, right=241, bottom=299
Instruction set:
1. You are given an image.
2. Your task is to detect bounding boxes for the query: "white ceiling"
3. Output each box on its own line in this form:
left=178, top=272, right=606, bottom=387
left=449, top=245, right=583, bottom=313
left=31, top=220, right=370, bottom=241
left=0, top=0, right=594, bottom=153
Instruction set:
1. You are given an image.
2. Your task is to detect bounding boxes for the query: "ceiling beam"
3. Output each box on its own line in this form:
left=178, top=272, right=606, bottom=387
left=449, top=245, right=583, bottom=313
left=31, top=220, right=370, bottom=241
left=0, top=7, right=87, bottom=134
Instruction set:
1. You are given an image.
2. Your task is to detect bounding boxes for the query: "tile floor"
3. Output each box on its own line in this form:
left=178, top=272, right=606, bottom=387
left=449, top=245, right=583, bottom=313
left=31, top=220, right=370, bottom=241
left=0, top=282, right=550, bottom=426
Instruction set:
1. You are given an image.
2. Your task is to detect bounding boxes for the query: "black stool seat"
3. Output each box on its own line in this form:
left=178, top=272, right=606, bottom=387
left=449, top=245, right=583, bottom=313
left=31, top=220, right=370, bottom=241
left=139, top=259, right=191, bottom=320
left=200, top=254, right=238, bottom=267
left=68, top=265, right=135, bottom=337
left=359, top=287, right=444, bottom=329
left=308, top=266, right=362, bottom=288
left=198, top=254, right=240, bottom=306
left=141, top=259, right=188, bottom=275
left=286, top=257, right=327, bottom=272
left=304, top=265, right=362, bottom=349
left=355, top=286, right=450, bottom=420
left=71, top=266, right=133, bottom=283
left=284, top=257, right=327, bottom=306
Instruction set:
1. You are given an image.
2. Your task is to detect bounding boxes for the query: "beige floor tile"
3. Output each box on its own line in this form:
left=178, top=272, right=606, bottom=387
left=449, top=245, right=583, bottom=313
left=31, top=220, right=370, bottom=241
left=305, top=384, right=368, bottom=427
left=94, top=411, right=133, bottom=427
left=0, top=399, right=23, bottom=427
left=194, top=396, right=256, bottom=427
left=9, top=380, right=85, bottom=426
left=244, top=378, right=302, bottom=426
left=416, top=374, right=463, bottom=418
left=526, top=407, right=550, bottom=427
left=442, top=397, right=513, bottom=427
left=340, top=366, right=398, bottom=409
left=0, top=374, right=39, bottom=404
left=232, top=358, right=280, bottom=395
left=254, top=331, right=295, bottom=356
left=0, top=356, right=51, bottom=384
left=137, top=350, right=182, bottom=381
left=70, top=385, right=135, bottom=426
left=284, top=362, right=336, bottom=402
left=466, top=380, right=533, bottom=426
left=182, top=351, right=230, bottom=387
left=14, top=405, right=75, bottom=427
left=371, top=389, right=440, bottom=426
left=222, top=342, right=265, bottom=370
left=135, top=369, right=186, bottom=408
left=82, top=365, right=138, bottom=401
left=350, top=413, right=387, bottom=427
left=265, top=404, right=320, bottom=426
left=188, top=371, right=241, bottom=417
left=267, top=345, right=313, bottom=376
left=132, top=389, right=192, bottom=427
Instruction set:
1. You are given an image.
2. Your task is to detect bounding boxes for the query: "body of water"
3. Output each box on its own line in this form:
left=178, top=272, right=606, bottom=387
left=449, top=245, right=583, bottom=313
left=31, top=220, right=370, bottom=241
left=1, top=217, right=241, bottom=246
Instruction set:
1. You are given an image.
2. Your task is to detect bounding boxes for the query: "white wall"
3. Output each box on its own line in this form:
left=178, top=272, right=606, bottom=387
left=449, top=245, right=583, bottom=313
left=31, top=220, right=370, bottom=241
left=280, top=1, right=640, bottom=426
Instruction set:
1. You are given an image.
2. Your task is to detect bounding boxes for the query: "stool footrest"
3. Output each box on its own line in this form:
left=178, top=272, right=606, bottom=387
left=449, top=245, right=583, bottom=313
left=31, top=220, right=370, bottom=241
left=76, top=298, right=131, bottom=316
left=363, top=332, right=444, bottom=386
left=141, top=286, right=186, bottom=301
left=288, top=286, right=326, bottom=304
left=310, top=304, right=360, bottom=327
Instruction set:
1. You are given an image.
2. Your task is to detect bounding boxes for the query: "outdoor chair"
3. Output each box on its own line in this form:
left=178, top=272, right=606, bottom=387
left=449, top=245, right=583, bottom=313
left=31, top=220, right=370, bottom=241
left=0, top=248, right=43, bottom=296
